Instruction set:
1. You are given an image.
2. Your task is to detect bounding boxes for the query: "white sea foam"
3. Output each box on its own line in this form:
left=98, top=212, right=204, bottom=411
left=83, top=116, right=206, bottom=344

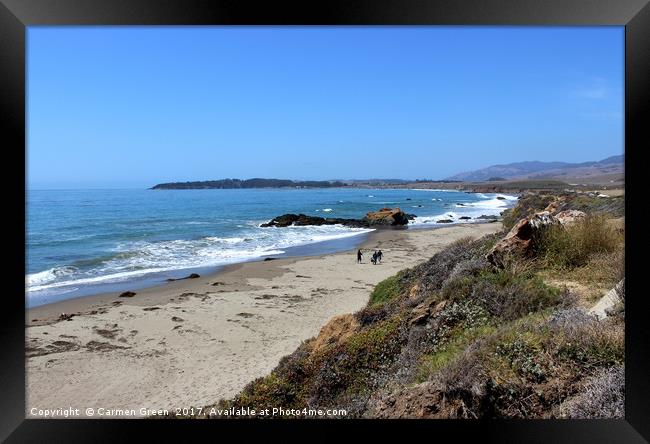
left=27, top=266, right=77, bottom=287
left=411, top=193, right=517, bottom=226
left=322, top=208, right=333, bottom=212
left=410, top=189, right=460, bottom=192
left=27, top=224, right=373, bottom=295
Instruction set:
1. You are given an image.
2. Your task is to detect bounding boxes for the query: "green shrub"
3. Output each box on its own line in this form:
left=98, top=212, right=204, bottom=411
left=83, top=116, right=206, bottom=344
left=556, top=318, right=624, bottom=370
left=496, top=338, right=548, bottom=383
left=442, top=269, right=565, bottom=321
left=311, top=316, right=404, bottom=404
left=369, top=275, right=402, bottom=306
left=415, top=324, right=495, bottom=383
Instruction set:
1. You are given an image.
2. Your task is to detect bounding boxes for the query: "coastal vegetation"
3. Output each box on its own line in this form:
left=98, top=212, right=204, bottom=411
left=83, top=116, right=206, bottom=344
left=197, top=189, right=624, bottom=419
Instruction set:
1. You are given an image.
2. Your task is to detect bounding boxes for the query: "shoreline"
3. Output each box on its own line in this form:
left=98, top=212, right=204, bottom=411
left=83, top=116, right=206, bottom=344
left=26, top=229, right=380, bottom=324
left=26, top=221, right=498, bottom=324
left=27, top=189, right=520, bottom=307
left=26, top=222, right=502, bottom=418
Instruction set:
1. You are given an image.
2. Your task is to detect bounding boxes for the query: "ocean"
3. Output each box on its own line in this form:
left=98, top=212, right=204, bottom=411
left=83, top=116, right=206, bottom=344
left=26, top=188, right=516, bottom=307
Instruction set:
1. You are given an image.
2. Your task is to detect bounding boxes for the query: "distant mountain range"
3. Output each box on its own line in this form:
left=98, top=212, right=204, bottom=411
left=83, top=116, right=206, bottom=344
left=152, top=155, right=623, bottom=189
left=445, top=155, right=624, bottom=182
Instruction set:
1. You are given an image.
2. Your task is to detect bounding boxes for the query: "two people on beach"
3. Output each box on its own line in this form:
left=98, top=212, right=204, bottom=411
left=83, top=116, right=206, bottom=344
left=357, top=249, right=382, bottom=264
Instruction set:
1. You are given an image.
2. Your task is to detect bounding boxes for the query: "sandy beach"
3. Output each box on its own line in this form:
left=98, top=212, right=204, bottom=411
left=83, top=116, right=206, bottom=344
left=26, top=222, right=501, bottom=418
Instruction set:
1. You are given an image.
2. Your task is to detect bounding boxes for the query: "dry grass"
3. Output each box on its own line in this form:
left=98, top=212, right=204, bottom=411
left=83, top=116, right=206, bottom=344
left=537, top=214, right=622, bottom=270
left=559, top=365, right=624, bottom=418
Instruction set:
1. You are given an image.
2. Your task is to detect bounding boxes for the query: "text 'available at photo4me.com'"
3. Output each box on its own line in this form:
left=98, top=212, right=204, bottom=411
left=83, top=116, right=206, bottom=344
left=29, top=406, right=349, bottom=418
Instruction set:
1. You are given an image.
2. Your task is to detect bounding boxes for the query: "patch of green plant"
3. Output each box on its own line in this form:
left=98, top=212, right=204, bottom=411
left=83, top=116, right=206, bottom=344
left=313, top=316, right=404, bottom=398
left=229, top=372, right=305, bottom=412
left=369, top=274, right=402, bottom=306
left=441, top=275, right=477, bottom=302
left=442, top=268, right=563, bottom=321
left=345, top=315, right=402, bottom=361
left=556, top=325, right=624, bottom=370
left=415, top=324, right=496, bottom=383
left=496, top=337, right=548, bottom=383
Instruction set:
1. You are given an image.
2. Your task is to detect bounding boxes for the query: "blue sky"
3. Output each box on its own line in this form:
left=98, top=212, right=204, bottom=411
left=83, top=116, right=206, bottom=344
left=27, top=26, right=624, bottom=189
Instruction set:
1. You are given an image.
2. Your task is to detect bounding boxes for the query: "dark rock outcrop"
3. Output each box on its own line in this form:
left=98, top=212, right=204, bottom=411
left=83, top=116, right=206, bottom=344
left=260, top=214, right=368, bottom=228
left=436, top=219, right=453, bottom=224
left=119, top=291, right=136, bottom=298
left=261, top=208, right=409, bottom=228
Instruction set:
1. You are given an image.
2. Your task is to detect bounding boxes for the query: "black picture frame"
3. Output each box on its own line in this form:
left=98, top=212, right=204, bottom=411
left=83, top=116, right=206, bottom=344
left=1, top=0, right=648, bottom=441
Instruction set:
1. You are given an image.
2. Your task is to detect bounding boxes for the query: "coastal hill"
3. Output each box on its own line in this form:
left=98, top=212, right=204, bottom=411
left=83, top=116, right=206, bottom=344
left=151, top=178, right=346, bottom=190
left=150, top=178, right=453, bottom=189
left=445, top=154, right=623, bottom=182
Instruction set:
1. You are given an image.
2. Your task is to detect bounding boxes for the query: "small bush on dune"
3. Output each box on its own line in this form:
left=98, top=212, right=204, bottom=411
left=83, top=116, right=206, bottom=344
left=441, top=268, right=567, bottom=322
left=355, top=302, right=391, bottom=326
left=559, top=365, right=624, bottom=418
left=473, top=271, right=568, bottom=322
left=561, top=249, right=624, bottom=289
left=309, top=316, right=404, bottom=410
left=537, top=214, right=621, bottom=270
left=443, top=258, right=491, bottom=287
left=555, top=320, right=624, bottom=370
left=402, top=235, right=493, bottom=298
left=369, top=275, right=402, bottom=306
left=415, top=324, right=495, bottom=383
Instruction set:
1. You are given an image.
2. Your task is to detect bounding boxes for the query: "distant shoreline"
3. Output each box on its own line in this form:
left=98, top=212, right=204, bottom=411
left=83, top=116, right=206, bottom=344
left=150, top=180, right=623, bottom=194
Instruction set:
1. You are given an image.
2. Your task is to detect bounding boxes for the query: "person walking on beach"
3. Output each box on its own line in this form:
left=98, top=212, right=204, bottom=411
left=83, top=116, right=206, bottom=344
left=371, top=251, right=378, bottom=265
left=357, top=249, right=363, bottom=263
left=377, top=250, right=383, bottom=263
